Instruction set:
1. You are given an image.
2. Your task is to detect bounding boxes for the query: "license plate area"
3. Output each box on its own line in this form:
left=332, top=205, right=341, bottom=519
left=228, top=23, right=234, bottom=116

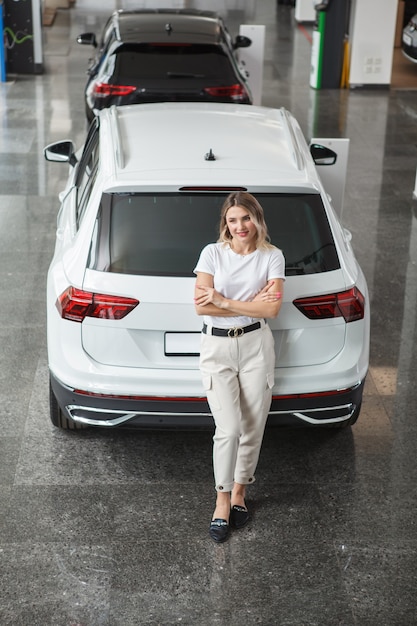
left=164, top=332, right=200, bottom=356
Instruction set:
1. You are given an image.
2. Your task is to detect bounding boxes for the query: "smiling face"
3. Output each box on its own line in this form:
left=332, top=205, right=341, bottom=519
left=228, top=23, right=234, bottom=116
left=225, top=204, right=258, bottom=251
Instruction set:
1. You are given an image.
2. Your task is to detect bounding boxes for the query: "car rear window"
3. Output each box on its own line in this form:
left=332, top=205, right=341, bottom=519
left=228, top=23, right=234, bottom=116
left=108, top=43, right=237, bottom=82
left=89, top=192, right=340, bottom=277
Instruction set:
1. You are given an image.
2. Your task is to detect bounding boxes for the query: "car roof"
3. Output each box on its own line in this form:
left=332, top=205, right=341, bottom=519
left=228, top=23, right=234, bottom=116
left=100, top=102, right=320, bottom=193
left=114, top=9, right=225, bottom=44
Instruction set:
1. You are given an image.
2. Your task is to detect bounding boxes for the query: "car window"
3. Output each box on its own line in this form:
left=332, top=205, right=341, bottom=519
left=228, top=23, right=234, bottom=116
left=100, top=17, right=117, bottom=52
left=107, top=43, right=237, bottom=82
left=75, top=120, right=100, bottom=228
left=88, top=192, right=340, bottom=277
left=220, top=22, right=234, bottom=50
left=89, top=17, right=117, bottom=75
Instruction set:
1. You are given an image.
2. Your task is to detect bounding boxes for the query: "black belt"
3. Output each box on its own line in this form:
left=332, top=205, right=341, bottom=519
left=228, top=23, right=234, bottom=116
left=202, top=321, right=262, bottom=337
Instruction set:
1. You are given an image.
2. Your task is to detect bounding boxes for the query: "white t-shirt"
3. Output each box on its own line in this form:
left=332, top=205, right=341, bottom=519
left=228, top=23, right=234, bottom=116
left=194, top=242, right=285, bottom=328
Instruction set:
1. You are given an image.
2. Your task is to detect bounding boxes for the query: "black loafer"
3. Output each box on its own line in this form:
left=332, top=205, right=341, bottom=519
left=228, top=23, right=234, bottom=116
left=209, top=518, right=230, bottom=543
left=230, top=505, right=250, bottom=529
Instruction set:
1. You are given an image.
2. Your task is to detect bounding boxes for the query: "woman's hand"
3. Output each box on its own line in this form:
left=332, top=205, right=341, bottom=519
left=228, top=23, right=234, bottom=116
left=252, top=280, right=282, bottom=303
left=194, top=285, right=226, bottom=309
left=194, top=274, right=283, bottom=319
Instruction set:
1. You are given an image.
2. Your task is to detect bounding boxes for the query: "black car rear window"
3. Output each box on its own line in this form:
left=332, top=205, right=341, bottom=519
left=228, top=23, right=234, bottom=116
left=108, top=43, right=237, bottom=82
left=89, top=192, right=340, bottom=277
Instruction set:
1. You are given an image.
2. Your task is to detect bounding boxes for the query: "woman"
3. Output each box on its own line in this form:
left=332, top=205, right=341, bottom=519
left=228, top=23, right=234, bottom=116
left=194, top=192, right=285, bottom=543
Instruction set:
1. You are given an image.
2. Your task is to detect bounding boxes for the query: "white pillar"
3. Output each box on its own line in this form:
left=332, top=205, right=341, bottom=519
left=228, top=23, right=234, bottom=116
left=32, top=0, right=44, bottom=73
left=348, top=0, right=397, bottom=87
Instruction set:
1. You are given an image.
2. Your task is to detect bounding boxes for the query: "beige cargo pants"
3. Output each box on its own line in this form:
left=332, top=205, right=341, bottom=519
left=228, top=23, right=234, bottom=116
left=199, top=321, right=275, bottom=492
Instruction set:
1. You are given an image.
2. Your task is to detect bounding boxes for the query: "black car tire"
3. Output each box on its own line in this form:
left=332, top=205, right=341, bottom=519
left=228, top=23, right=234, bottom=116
left=49, top=379, right=88, bottom=430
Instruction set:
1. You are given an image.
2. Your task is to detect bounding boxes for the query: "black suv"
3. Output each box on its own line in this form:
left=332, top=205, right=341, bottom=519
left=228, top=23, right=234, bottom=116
left=77, top=9, right=252, bottom=121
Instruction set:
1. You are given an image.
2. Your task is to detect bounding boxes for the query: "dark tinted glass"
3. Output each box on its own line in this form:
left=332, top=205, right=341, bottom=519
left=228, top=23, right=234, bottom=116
left=109, top=43, right=237, bottom=82
left=89, top=193, right=340, bottom=277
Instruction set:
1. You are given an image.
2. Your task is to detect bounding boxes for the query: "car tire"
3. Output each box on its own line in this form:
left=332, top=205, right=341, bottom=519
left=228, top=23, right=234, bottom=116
left=49, top=379, right=88, bottom=430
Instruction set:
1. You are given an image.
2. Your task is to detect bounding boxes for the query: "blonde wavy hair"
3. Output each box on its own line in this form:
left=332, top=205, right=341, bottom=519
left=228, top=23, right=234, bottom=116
left=218, top=192, right=274, bottom=251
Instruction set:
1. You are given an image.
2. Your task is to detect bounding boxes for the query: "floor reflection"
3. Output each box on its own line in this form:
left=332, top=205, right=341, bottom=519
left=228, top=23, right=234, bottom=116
left=1, top=1, right=417, bottom=624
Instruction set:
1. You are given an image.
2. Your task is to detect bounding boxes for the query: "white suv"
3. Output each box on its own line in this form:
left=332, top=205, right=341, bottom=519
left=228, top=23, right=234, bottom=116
left=44, top=102, right=369, bottom=430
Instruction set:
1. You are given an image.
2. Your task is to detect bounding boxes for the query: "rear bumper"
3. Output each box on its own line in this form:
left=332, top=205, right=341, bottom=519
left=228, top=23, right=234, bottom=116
left=268, top=381, right=364, bottom=426
left=89, top=91, right=253, bottom=119
left=50, top=372, right=365, bottom=429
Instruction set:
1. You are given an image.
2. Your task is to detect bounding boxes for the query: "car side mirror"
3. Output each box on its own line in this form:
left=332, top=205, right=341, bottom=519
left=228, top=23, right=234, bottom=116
left=77, top=32, right=97, bottom=48
left=44, top=141, right=77, bottom=167
left=233, top=35, right=252, bottom=49
left=310, top=143, right=337, bottom=165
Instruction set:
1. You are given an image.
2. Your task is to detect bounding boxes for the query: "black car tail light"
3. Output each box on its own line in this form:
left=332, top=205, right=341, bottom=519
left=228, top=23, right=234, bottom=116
left=293, top=287, right=365, bottom=322
left=56, top=287, right=139, bottom=322
left=203, top=84, right=249, bottom=101
left=93, top=83, right=137, bottom=97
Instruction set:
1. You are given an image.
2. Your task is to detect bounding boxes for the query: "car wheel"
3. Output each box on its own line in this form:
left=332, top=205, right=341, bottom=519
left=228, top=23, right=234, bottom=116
left=49, top=379, right=88, bottom=430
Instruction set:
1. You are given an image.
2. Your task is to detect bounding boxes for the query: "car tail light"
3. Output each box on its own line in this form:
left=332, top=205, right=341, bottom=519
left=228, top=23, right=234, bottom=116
left=93, top=83, right=137, bottom=97
left=272, top=388, right=350, bottom=400
left=203, top=84, right=248, bottom=101
left=293, top=287, right=365, bottom=322
left=56, top=287, right=139, bottom=322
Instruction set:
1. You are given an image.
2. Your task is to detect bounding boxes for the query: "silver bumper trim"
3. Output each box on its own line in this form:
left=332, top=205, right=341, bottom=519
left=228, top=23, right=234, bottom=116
left=269, top=402, right=355, bottom=424
left=66, top=402, right=355, bottom=427
left=66, top=405, right=211, bottom=427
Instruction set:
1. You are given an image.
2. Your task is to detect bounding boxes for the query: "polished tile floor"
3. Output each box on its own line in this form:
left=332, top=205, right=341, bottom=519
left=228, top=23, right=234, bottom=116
left=1, top=2, right=417, bottom=625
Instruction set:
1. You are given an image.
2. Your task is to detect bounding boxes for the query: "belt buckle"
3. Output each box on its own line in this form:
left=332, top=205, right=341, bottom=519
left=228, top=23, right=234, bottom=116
left=228, top=326, right=244, bottom=337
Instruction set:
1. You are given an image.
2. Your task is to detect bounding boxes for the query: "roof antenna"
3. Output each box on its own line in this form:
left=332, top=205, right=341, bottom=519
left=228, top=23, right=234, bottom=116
left=165, top=23, right=172, bottom=35
left=205, top=148, right=216, bottom=161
